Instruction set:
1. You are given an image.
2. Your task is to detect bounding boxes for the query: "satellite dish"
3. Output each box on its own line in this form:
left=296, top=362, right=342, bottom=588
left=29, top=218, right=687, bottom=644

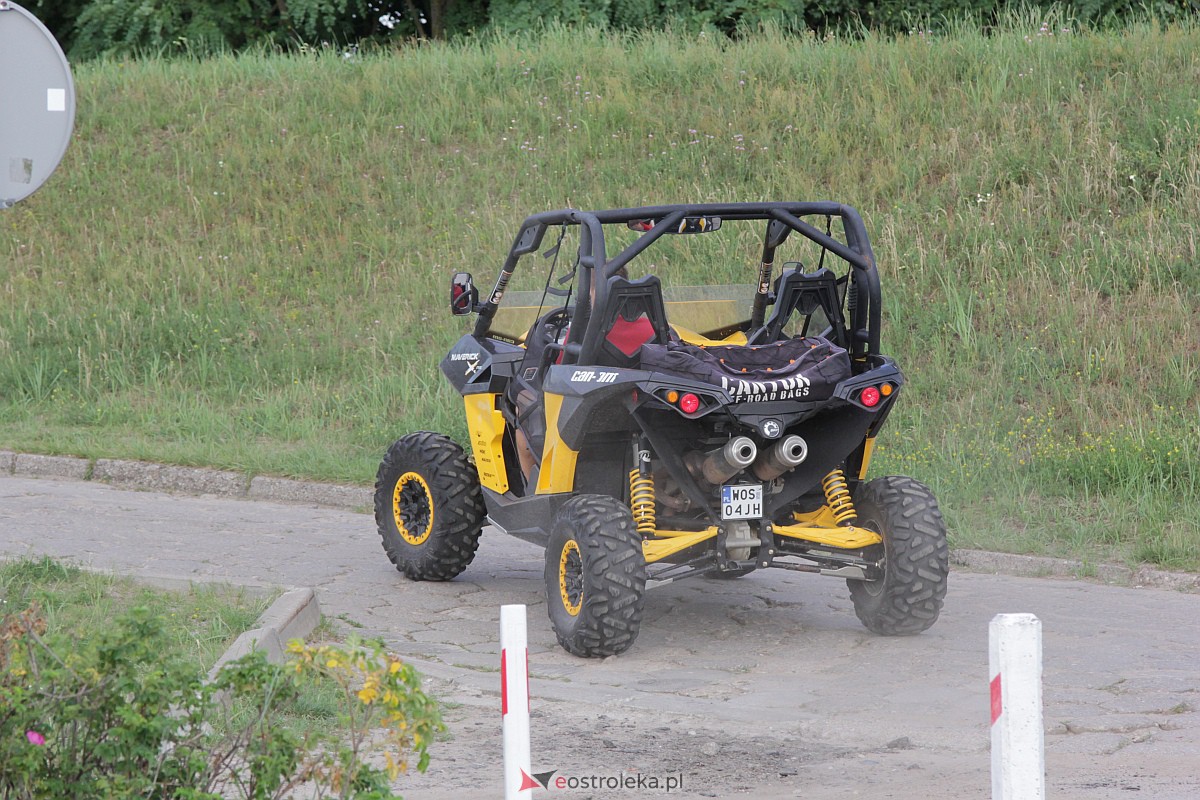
left=0, top=0, right=76, bottom=209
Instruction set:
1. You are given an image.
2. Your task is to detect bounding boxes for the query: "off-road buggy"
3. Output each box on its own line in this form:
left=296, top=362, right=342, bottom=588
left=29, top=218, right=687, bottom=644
left=375, top=202, right=948, bottom=657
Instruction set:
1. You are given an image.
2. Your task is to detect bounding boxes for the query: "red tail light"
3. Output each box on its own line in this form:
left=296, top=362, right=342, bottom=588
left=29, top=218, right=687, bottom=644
left=860, top=386, right=881, bottom=408
left=678, top=393, right=701, bottom=414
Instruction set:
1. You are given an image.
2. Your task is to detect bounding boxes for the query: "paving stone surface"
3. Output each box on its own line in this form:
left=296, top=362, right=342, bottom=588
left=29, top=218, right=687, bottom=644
left=1, top=473, right=1197, bottom=799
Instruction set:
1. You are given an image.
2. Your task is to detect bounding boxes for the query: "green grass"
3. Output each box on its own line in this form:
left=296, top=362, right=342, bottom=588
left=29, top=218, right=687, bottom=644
left=0, top=556, right=272, bottom=668
left=2, top=13, right=1198, bottom=569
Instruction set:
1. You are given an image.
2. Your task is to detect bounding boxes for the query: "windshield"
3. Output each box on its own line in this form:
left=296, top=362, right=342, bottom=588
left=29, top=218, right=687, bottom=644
left=488, top=290, right=561, bottom=342
left=661, top=285, right=754, bottom=337
left=488, top=285, right=755, bottom=342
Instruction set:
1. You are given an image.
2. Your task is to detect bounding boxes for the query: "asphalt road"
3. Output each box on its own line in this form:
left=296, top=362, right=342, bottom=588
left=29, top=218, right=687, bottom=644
left=1, top=472, right=1197, bottom=799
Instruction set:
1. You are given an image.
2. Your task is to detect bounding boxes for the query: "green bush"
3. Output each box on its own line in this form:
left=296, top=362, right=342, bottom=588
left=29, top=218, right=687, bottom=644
left=69, top=0, right=279, bottom=59
left=0, top=604, right=442, bottom=799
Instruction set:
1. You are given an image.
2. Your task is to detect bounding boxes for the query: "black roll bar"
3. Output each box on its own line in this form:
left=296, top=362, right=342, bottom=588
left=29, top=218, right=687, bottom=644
left=474, top=202, right=882, bottom=360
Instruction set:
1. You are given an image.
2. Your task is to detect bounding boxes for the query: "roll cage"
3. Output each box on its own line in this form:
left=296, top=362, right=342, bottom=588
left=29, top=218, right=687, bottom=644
left=470, top=202, right=883, bottom=362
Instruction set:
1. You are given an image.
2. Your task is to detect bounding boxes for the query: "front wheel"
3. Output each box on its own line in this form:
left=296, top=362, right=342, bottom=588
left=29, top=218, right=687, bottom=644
left=375, top=432, right=486, bottom=581
left=545, top=494, right=647, bottom=658
left=848, top=476, right=949, bottom=635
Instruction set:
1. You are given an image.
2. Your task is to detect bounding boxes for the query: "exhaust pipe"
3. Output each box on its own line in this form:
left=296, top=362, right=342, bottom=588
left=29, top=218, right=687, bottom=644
left=753, top=435, right=808, bottom=481
left=685, top=436, right=757, bottom=486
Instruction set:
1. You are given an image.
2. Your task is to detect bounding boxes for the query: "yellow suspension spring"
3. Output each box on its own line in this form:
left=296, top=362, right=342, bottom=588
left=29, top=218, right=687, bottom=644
left=629, top=469, right=657, bottom=535
left=822, top=469, right=857, bottom=525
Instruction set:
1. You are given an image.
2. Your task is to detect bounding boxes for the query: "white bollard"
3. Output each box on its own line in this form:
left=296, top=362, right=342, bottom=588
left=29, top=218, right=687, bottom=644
left=989, top=613, right=1045, bottom=800
left=501, top=604, right=534, bottom=800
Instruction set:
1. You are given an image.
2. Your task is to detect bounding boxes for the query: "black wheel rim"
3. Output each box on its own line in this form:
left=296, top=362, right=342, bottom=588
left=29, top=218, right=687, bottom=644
left=393, top=471, right=433, bottom=545
left=559, top=539, right=584, bottom=616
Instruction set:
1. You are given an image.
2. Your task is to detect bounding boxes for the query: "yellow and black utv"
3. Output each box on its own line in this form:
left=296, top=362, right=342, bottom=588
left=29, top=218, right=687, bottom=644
left=375, top=203, right=948, bottom=657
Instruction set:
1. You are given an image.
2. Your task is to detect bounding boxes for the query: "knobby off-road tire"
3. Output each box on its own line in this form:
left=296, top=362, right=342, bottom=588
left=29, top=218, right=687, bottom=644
left=848, top=476, right=949, bottom=636
left=375, top=432, right=486, bottom=581
left=545, top=494, right=647, bottom=658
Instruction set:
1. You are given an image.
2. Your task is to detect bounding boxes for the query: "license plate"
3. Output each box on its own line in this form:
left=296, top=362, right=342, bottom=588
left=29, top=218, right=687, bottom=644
left=721, top=483, right=762, bottom=520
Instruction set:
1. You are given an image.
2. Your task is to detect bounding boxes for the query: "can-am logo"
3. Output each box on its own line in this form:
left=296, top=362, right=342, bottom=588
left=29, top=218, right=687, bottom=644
left=720, top=374, right=810, bottom=401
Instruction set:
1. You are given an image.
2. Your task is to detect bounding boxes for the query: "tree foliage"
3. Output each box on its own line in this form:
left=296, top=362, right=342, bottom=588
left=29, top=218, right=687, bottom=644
left=22, top=0, right=1200, bottom=58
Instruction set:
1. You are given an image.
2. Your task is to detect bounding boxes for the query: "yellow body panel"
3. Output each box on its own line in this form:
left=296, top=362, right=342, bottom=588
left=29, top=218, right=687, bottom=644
left=463, top=393, right=509, bottom=494
left=535, top=392, right=579, bottom=494
left=673, top=325, right=749, bottom=347
left=857, top=437, right=876, bottom=480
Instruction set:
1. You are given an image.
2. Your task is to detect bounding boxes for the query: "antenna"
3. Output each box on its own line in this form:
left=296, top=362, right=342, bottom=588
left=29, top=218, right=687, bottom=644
left=0, top=1, right=76, bottom=209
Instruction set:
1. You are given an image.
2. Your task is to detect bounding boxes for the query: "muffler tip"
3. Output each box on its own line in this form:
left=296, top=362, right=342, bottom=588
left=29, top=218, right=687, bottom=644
left=781, top=435, right=808, bottom=466
left=726, top=436, right=758, bottom=468
left=751, top=434, right=809, bottom=481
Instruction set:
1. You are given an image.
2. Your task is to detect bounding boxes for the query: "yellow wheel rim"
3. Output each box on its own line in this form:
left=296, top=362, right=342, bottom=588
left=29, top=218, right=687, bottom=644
left=558, top=539, right=583, bottom=617
left=392, top=471, right=434, bottom=546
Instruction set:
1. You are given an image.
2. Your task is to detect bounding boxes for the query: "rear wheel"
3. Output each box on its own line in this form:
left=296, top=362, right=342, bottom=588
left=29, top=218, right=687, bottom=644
left=375, top=432, right=486, bottom=581
left=545, top=494, right=647, bottom=657
left=848, top=476, right=948, bottom=635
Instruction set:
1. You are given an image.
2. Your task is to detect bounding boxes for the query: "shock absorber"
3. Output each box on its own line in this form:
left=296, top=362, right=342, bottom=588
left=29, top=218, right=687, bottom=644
left=822, top=469, right=857, bottom=525
left=629, top=438, right=656, bottom=536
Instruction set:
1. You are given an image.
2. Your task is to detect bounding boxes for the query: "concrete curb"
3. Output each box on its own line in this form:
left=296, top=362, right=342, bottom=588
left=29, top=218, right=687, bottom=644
left=953, top=549, right=1200, bottom=592
left=93, top=459, right=246, bottom=498
left=2, top=449, right=368, bottom=511
left=208, top=587, right=322, bottom=679
left=248, top=475, right=372, bottom=509
left=12, top=452, right=90, bottom=480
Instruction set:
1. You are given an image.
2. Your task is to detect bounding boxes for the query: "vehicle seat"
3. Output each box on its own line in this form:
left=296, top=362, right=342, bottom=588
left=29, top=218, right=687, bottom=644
left=515, top=307, right=570, bottom=388
left=748, top=266, right=847, bottom=347
left=587, top=275, right=672, bottom=368
left=506, top=307, right=573, bottom=480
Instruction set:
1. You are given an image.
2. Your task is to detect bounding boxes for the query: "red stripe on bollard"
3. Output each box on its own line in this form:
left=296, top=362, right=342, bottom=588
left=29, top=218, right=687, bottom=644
left=501, top=605, right=531, bottom=799
left=990, top=613, right=1044, bottom=799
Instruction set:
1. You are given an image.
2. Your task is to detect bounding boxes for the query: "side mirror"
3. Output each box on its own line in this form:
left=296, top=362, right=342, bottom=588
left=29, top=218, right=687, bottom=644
left=627, top=216, right=722, bottom=234
left=450, top=272, right=477, bottom=315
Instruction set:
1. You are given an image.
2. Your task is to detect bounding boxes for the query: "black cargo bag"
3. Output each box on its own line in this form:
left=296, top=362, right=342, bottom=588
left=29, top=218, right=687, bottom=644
left=640, top=336, right=851, bottom=401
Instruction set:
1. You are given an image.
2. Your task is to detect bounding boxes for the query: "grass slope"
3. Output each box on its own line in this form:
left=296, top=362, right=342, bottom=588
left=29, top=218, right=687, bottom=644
left=2, top=17, right=1197, bottom=567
